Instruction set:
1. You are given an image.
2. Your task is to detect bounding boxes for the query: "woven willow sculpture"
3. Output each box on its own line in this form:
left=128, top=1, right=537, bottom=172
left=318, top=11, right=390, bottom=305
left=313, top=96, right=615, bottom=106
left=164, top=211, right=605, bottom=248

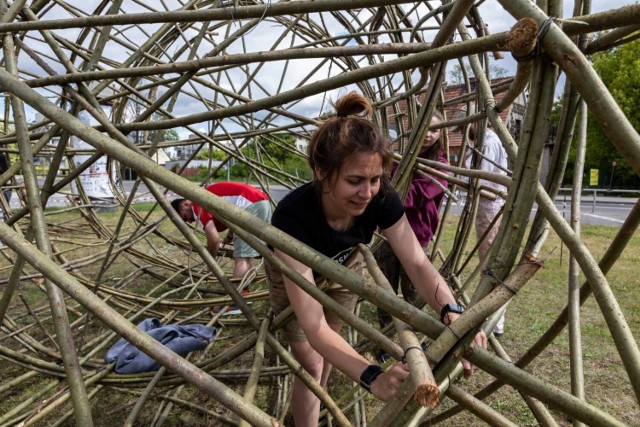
left=1, top=1, right=639, bottom=426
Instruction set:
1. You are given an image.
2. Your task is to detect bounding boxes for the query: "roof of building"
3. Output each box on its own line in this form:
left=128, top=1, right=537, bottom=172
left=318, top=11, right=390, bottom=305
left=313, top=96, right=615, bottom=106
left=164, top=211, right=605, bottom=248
left=388, top=77, right=524, bottom=150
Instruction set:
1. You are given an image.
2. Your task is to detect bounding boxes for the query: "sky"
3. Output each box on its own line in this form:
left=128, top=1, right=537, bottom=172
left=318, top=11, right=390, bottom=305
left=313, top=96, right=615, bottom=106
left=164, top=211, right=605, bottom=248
left=2, top=0, right=637, bottom=138
left=474, top=0, right=638, bottom=81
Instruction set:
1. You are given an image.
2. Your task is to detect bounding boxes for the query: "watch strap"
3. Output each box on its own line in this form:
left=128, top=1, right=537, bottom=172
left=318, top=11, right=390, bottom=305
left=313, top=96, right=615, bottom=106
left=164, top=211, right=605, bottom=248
left=440, top=303, right=465, bottom=324
left=359, top=365, right=384, bottom=393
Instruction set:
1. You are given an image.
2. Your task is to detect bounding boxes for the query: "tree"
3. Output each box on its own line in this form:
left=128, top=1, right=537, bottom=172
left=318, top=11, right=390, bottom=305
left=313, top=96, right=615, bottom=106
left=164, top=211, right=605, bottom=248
left=196, top=147, right=227, bottom=161
left=149, top=126, right=179, bottom=144
left=448, top=63, right=470, bottom=85
left=257, top=134, right=296, bottom=164
left=589, top=37, right=640, bottom=188
left=447, top=62, right=508, bottom=84
left=163, top=129, right=179, bottom=142
left=258, top=134, right=311, bottom=180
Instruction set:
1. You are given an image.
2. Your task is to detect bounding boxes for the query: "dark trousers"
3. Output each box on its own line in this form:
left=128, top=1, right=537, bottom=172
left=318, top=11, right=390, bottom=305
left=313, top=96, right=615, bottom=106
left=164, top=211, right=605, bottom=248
left=374, top=240, right=425, bottom=329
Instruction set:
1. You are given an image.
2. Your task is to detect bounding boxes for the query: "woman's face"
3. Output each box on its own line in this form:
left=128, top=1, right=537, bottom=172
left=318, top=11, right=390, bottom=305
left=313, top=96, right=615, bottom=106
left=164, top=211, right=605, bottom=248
left=422, top=116, right=442, bottom=152
left=322, top=152, right=383, bottom=218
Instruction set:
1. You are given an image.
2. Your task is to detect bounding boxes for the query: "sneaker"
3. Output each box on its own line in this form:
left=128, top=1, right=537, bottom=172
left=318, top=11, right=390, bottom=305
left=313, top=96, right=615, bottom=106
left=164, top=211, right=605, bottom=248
left=212, top=290, right=251, bottom=316
left=211, top=304, right=241, bottom=316
left=494, top=312, right=505, bottom=337
left=224, top=305, right=241, bottom=315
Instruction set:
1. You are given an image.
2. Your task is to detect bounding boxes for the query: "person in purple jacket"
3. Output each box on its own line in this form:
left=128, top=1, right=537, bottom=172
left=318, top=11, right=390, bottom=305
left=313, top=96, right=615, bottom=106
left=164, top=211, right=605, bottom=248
left=376, top=109, right=449, bottom=360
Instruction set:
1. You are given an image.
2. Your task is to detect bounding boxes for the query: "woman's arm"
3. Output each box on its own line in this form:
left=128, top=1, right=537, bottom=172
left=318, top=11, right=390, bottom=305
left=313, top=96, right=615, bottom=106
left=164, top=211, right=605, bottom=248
left=381, top=215, right=455, bottom=315
left=382, top=215, right=487, bottom=374
left=274, top=248, right=409, bottom=399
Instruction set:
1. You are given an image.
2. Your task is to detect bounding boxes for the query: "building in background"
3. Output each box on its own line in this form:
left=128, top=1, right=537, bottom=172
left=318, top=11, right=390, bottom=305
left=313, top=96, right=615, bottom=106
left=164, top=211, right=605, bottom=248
left=386, top=77, right=528, bottom=165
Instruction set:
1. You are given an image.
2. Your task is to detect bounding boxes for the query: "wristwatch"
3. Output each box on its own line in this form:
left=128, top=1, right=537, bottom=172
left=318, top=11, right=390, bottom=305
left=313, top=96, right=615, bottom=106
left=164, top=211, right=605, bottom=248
left=440, top=303, right=465, bottom=324
left=359, top=365, right=384, bottom=393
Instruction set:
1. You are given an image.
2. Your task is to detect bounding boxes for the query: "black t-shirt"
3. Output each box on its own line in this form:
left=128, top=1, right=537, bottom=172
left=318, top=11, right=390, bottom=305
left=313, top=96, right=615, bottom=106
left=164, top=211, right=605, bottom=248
left=271, top=181, right=404, bottom=267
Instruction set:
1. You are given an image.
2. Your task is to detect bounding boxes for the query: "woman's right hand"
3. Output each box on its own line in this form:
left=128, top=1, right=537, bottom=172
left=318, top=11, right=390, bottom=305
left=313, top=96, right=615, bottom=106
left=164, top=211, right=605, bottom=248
left=370, top=362, right=410, bottom=401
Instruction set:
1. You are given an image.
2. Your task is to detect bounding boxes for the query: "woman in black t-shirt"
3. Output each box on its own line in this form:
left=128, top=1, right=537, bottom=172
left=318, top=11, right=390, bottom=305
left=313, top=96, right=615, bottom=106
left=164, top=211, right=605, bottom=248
left=267, top=92, right=487, bottom=426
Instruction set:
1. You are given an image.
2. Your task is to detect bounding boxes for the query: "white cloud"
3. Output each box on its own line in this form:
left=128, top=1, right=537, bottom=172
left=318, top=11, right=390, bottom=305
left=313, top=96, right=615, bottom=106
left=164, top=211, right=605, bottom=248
left=5, top=0, right=636, bottom=126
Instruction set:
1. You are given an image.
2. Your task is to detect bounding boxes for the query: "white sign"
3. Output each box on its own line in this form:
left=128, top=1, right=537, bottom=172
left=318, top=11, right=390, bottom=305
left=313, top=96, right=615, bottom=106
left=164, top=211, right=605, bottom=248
left=70, top=111, right=115, bottom=200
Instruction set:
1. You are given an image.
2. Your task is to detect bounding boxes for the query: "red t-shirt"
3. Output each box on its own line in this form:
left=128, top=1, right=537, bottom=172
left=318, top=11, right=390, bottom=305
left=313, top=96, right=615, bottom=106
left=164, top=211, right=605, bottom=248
left=192, top=182, right=268, bottom=231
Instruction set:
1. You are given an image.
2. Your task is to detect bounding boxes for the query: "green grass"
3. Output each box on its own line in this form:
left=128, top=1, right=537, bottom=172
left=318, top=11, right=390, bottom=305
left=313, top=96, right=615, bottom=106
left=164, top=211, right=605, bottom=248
left=422, top=216, right=640, bottom=426
left=0, top=209, right=638, bottom=426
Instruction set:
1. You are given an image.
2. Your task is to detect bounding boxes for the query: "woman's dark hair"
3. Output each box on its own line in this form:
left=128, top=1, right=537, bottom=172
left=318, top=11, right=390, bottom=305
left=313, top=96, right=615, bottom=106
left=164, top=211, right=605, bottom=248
left=421, top=109, right=445, bottom=162
left=308, top=91, right=393, bottom=193
left=170, top=198, right=185, bottom=213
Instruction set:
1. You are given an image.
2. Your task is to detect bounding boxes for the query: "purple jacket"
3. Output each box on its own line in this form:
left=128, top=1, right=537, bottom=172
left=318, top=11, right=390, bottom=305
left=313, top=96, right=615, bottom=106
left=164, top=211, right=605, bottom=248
left=402, top=149, right=449, bottom=247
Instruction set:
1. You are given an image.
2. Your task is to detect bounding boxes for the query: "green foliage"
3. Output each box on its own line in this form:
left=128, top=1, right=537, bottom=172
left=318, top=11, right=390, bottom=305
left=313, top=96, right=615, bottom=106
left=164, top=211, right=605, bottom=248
left=548, top=100, right=579, bottom=185
left=589, top=37, right=640, bottom=188
left=283, top=155, right=312, bottom=181
left=196, top=166, right=226, bottom=181
left=490, top=64, right=508, bottom=78
left=195, top=148, right=227, bottom=161
left=147, top=111, right=180, bottom=143
left=252, top=133, right=310, bottom=180
left=176, top=133, right=311, bottom=182
left=593, top=39, right=640, bottom=129
left=163, top=128, right=180, bottom=142
left=230, top=161, right=250, bottom=179
left=257, top=134, right=295, bottom=163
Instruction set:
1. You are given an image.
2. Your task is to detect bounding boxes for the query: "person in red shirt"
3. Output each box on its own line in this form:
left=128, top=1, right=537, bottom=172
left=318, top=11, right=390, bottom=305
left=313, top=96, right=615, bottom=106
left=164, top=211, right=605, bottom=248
left=171, top=182, right=272, bottom=280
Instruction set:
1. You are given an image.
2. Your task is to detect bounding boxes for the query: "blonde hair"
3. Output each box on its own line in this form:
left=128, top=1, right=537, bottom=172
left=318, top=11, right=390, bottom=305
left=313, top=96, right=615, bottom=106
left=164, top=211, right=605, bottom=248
left=422, top=109, right=445, bottom=161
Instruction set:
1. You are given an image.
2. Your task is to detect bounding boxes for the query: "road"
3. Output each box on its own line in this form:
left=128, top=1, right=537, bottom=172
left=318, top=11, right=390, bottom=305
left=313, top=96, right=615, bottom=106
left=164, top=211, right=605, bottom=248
left=6, top=180, right=292, bottom=209
left=6, top=180, right=636, bottom=227
left=445, top=195, right=635, bottom=227
left=538, top=198, right=631, bottom=226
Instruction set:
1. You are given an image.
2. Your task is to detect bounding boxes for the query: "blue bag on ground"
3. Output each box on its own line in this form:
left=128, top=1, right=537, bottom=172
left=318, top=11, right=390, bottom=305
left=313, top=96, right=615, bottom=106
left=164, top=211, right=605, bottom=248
left=104, top=318, right=216, bottom=374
